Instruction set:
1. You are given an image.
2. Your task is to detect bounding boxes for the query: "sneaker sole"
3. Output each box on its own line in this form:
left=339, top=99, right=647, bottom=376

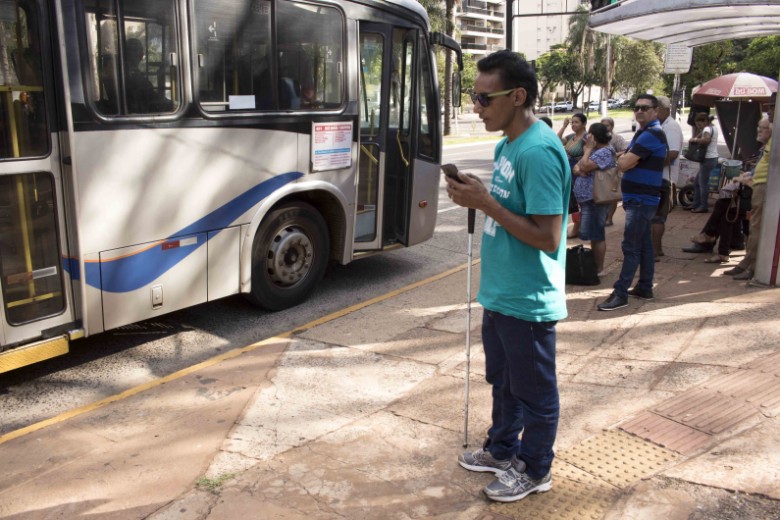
left=484, top=480, right=553, bottom=502
left=457, top=460, right=508, bottom=475
left=597, top=303, right=627, bottom=311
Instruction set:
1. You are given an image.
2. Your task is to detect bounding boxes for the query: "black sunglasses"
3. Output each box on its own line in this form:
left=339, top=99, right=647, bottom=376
left=633, top=105, right=654, bottom=112
left=469, top=88, right=518, bottom=107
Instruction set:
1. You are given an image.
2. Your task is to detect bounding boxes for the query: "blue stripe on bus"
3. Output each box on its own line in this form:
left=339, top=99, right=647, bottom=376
left=67, top=172, right=303, bottom=292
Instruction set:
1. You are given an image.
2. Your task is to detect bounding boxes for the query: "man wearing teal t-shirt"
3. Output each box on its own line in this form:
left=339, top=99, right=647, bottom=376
left=445, top=50, right=569, bottom=503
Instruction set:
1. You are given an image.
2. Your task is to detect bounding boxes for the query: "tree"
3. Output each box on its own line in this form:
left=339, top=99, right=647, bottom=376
left=536, top=43, right=583, bottom=105
left=565, top=5, right=604, bottom=107
left=742, top=36, right=780, bottom=79
left=442, top=0, right=459, bottom=135
left=534, top=51, right=559, bottom=107
left=613, top=39, right=664, bottom=98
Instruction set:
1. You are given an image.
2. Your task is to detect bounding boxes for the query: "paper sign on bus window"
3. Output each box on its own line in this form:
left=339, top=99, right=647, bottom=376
left=229, top=95, right=256, bottom=110
left=311, top=121, right=353, bottom=172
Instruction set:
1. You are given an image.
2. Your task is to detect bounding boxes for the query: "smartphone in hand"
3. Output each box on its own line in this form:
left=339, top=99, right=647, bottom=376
left=441, top=163, right=463, bottom=183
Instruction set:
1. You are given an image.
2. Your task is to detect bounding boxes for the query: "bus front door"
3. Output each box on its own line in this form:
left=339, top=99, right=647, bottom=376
left=356, top=23, right=420, bottom=250
left=0, top=0, right=76, bottom=372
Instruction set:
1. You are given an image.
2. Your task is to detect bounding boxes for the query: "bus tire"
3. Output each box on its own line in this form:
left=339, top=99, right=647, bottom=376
left=247, top=201, right=329, bottom=311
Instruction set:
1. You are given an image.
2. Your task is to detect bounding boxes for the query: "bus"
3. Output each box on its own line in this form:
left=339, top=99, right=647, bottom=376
left=0, top=0, right=462, bottom=373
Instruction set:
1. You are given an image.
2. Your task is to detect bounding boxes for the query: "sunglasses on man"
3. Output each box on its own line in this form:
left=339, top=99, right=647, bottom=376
left=469, top=88, right=518, bottom=107
left=633, top=105, right=655, bottom=112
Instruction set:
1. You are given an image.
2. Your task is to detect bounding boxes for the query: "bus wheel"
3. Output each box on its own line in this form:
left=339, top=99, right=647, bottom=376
left=247, top=202, right=329, bottom=311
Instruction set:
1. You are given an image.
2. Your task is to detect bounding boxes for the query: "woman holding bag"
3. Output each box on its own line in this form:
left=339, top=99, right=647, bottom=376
left=572, top=122, right=616, bottom=275
left=689, top=113, right=719, bottom=213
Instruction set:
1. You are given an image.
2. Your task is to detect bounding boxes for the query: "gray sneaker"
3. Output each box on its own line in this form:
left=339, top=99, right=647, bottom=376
left=458, top=448, right=512, bottom=475
left=483, top=458, right=552, bottom=502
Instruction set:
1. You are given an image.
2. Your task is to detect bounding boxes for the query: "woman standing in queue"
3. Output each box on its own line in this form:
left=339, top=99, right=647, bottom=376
left=689, top=113, right=719, bottom=213
left=572, top=123, right=616, bottom=275
left=558, top=112, right=588, bottom=237
left=601, top=117, right=627, bottom=226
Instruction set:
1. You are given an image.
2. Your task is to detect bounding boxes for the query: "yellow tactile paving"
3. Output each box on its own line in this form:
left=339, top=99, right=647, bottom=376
left=487, top=462, right=618, bottom=520
left=558, top=430, right=678, bottom=488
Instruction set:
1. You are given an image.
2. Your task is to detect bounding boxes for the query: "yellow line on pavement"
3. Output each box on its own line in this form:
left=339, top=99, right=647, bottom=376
left=0, top=259, right=480, bottom=446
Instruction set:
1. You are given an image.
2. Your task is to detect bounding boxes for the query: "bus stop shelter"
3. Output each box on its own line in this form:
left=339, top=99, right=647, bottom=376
left=590, top=0, right=780, bottom=286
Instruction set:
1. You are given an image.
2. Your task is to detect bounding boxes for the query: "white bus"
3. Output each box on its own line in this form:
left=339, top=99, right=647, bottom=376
left=0, top=0, right=462, bottom=372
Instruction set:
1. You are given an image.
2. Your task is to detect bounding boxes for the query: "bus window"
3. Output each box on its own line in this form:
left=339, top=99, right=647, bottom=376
left=0, top=0, right=49, bottom=159
left=195, top=0, right=343, bottom=112
left=389, top=29, right=412, bottom=131
left=417, top=41, right=436, bottom=159
left=194, top=0, right=273, bottom=112
left=82, top=0, right=180, bottom=116
left=277, top=2, right=343, bottom=109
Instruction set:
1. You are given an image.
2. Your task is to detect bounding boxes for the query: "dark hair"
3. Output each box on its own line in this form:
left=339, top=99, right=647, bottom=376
left=477, top=50, right=538, bottom=108
left=636, top=93, right=658, bottom=108
left=588, top=122, right=612, bottom=144
left=539, top=116, right=553, bottom=127
left=572, top=112, right=587, bottom=125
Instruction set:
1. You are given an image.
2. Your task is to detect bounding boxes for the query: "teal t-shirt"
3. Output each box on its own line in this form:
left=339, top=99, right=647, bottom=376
left=477, top=120, right=570, bottom=322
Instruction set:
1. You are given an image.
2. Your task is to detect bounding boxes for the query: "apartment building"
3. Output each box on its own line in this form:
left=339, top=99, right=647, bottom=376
left=457, top=0, right=506, bottom=58
left=512, top=0, right=588, bottom=60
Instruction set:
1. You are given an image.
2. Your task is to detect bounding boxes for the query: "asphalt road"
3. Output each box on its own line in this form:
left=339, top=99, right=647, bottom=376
left=0, top=141, right=498, bottom=436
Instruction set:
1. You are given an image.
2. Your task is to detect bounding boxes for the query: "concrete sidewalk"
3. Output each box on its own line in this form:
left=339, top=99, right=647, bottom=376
left=1, top=204, right=780, bottom=520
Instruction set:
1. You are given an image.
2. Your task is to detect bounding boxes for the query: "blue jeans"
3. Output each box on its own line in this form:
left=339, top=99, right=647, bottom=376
left=693, top=157, right=718, bottom=211
left=578, top=200, right=609, bottom=241
left=614, top=199, right=656, bottom=298
left=482, top=310, right=559, bottom=479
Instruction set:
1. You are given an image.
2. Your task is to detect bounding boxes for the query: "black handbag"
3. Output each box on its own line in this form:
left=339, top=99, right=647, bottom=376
left=566, top=245, right=600, bottom=286
left=684, top=126, right=711, bottom=162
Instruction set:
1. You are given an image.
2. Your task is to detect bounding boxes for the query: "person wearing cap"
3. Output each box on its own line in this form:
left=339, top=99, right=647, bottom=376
left=653, top=96, right=683, bottom=260
left=724, top=94, right=776, bottom=281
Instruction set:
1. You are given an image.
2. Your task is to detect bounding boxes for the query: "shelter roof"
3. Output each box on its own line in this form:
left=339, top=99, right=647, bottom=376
left=589, top=0, right=780, bottom=47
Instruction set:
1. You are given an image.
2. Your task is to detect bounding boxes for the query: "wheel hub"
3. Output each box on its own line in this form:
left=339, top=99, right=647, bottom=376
left=266, top=226, right=313, bottom=286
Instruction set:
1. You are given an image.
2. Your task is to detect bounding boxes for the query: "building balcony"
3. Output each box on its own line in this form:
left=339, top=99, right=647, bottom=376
left=461, top=5, right=504, bottom=19
left=461, top=26, right=504, bottom=38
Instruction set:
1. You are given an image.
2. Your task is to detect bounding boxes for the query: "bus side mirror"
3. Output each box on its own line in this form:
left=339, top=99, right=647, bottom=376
left=452, top=71, right=461, bottom=108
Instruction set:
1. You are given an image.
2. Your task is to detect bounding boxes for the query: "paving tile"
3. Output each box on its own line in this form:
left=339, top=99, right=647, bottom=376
left=653, top=387, right=759, bottom=435
left=619, top=411, right=712, bottom=455
left=663, top=417, right=780, bottom=500
left=558, top=430, right=678, bottom=488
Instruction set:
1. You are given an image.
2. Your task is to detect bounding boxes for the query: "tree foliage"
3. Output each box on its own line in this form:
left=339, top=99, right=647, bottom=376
left=536, top=44, right=579, bottom=105
left=742, top=36, right=780, bottom=79
left=613, top=39, right=664, bottom=97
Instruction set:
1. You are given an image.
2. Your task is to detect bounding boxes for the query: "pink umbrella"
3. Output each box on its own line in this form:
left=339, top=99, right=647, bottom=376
left=692, top=73, right=777, bottom=158
left=692, top=72, right=777, bottom=107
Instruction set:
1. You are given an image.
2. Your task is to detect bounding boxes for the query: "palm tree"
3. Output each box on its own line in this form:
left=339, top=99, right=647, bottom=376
left=443, top=0, right=459, bottom=135
left=566, top=5, right=604, bottom=107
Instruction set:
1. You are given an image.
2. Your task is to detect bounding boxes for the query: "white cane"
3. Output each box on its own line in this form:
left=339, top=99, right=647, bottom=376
left=442, top=164, right=476, bottom=448
left=463, top=206, right=475, bottom=448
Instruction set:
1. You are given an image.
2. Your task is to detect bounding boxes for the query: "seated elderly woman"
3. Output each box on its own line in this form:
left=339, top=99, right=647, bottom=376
left=681, top=117, right=772, bottom=265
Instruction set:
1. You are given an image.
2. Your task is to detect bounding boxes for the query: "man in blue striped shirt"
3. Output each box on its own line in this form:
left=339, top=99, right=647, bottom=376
left=599, top=94, right=668, bottom=311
